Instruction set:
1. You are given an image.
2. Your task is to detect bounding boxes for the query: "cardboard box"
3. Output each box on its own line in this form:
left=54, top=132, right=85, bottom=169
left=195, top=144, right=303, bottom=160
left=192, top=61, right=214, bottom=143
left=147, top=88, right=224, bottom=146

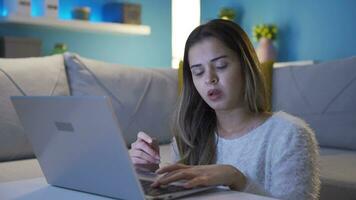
left=102, top=2, right=141, bottom=25
left=123, top=3, right=141, bottom=24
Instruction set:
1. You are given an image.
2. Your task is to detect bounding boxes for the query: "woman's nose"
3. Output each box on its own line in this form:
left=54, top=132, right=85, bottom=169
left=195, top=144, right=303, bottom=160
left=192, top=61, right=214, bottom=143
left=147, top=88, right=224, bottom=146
left=205, top=70, right=219, bottom=85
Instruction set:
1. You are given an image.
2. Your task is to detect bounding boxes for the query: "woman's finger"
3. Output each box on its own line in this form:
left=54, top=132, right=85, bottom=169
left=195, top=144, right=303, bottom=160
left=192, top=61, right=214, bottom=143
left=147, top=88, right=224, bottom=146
left=131, top=156, right=151, bottom=164
left=184, top=176, right=211, bottom=188
left=152, top=169, right=195, bottom=187
left=137, top=131, right=153, bottom=144
left=133, top=140, right=160, bottom=159
left=130, top=149, right=160, bottom=164
left=155, top=163, right=190, bottom=174
left=137, top=131, right=160, bottom=155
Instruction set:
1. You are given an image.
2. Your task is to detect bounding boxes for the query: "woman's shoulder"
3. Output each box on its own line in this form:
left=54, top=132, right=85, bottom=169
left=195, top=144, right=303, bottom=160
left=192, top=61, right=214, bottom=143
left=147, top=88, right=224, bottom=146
left=266, top=111, right=316, bottom=142
left=269, top=111, right=311, bottom=130
left=267, top=111, right=320, bottom=170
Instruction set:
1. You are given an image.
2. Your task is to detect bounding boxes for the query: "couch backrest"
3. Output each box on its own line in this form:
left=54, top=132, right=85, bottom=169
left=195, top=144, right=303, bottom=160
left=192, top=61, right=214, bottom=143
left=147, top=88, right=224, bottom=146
left=0, top=53, right=178, bottom=162
left=272, top=56, right=356, bottom=150
left=0, top=55, right=70, bottom=162
left=4, top=53, right=354, bottom=161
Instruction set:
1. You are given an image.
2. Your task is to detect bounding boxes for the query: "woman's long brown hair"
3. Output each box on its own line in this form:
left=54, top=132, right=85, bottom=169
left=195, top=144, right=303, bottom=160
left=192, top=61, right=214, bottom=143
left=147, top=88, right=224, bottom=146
left=172, top=19, right=268, bottom=165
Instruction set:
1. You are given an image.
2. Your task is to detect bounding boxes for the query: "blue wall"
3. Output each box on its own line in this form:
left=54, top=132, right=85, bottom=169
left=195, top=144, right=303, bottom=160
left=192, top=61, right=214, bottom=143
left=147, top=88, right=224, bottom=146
left=0, top=0, right=171, bottom=68
left=202, top=0, right=356, bottom=62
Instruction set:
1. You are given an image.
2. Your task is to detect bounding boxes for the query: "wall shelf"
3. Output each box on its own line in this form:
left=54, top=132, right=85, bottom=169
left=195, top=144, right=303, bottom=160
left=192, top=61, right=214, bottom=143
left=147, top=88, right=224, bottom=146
left=0, top=16, right=151, bottom=35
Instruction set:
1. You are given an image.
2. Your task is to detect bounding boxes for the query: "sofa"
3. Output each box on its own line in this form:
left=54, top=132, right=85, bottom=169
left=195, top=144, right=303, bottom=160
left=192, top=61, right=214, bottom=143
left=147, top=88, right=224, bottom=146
left=0, top=53, right=355, bottom=200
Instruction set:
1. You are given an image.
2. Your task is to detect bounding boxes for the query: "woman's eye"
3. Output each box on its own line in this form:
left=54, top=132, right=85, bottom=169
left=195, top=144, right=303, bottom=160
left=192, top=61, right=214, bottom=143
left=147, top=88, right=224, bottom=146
left=216, top=64, right=227, bottom=69
left=191, top=67, right=204, bottom=76
left=193, top=70, right=203, bottom=76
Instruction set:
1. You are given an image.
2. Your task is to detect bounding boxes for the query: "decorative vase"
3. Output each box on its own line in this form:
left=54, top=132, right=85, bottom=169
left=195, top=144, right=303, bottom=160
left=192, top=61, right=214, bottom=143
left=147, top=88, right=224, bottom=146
left=256, top=37, right=277, bottom=63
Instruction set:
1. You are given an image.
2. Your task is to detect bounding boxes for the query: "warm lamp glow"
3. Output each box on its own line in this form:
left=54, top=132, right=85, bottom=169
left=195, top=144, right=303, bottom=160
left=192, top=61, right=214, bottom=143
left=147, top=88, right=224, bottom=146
left=172, top=0, right=200, bottom=69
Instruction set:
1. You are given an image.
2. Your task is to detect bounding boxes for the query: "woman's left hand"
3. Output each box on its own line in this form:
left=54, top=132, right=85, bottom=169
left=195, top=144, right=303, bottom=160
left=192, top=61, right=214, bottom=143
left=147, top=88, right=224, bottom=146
left=151, top=163, right=246, bottom=191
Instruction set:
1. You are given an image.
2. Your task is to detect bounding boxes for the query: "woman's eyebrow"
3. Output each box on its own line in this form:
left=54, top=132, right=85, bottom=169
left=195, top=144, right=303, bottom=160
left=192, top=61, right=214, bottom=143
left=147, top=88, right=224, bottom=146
left=210, top=55, right=227, bottom=62
left=190, top=55, right=227, bottom=69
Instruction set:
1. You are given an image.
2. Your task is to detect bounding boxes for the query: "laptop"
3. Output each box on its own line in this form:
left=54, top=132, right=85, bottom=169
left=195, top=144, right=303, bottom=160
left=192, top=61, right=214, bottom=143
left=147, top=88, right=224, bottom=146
left=11, top=96, right=214, bottom=200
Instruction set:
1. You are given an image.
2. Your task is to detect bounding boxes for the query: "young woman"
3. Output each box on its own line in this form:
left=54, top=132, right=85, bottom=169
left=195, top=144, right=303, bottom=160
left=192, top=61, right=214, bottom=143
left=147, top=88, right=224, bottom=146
left=129, top=19, right=320, bottom=200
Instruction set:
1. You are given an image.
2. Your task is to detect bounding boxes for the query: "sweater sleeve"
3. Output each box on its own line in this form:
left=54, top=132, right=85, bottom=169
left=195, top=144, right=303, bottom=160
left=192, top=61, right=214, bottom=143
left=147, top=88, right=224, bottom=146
left=242, top=175, right=271, bottom=196
left=267, top=123, right=320, bottom=200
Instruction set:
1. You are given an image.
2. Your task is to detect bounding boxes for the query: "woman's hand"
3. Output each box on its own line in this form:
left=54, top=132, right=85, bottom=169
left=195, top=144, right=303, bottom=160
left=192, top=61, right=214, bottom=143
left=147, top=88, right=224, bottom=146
left=129, top=131, right=160, bottom=171
left=151, top=163, right=246, bottom=191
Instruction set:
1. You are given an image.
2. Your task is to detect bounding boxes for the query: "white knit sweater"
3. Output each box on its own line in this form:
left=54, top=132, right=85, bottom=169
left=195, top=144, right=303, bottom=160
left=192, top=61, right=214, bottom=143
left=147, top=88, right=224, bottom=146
left=171, top=111, right=320, bottom=200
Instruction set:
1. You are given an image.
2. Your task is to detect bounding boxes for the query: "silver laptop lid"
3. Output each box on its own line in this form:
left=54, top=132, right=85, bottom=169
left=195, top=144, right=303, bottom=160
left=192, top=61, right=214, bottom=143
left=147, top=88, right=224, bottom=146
left=11, top=96, right=145, bottom=200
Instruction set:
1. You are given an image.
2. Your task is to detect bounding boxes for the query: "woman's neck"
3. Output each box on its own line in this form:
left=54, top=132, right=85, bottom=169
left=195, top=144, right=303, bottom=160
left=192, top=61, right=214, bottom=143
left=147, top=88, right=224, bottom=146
left=216, top=107, right=259, bottom=139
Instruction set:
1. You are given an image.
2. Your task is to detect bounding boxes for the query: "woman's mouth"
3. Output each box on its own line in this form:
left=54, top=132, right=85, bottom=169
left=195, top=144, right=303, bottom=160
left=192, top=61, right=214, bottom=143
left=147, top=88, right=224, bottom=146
left=207, top=89, right=222, bottom=101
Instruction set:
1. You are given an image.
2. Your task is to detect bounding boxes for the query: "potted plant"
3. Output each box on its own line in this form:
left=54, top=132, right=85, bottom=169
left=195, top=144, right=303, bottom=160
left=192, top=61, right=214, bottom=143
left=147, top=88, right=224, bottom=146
left=218, top=7, right=236, bottom=21
left=252, top=24, right=278, bottom=62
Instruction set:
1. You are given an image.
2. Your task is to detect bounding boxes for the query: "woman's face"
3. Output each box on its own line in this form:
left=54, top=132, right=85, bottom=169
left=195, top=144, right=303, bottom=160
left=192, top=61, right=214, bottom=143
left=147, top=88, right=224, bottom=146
left=188, top=37, right=245, bottom=111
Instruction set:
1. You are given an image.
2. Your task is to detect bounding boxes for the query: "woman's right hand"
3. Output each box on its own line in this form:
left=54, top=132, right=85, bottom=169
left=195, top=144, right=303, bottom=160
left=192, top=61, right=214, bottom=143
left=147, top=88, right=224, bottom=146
left=129, top=131, right=160, bottom=171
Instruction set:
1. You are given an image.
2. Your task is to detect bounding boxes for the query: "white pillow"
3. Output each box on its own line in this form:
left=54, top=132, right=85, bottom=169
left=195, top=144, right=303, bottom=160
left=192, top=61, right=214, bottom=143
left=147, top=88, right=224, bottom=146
left=64, top=53, right=178, bottom=145
left=0, top=55, right=70, bottom=161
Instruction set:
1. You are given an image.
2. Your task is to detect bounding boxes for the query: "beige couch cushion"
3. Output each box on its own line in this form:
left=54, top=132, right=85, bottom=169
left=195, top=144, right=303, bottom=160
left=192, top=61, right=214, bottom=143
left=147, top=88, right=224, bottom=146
left=319, top=148, right=356, bottom=200
left=0, top=144, right=172, bottom=183
left=0, top=55, right=70, bottom=162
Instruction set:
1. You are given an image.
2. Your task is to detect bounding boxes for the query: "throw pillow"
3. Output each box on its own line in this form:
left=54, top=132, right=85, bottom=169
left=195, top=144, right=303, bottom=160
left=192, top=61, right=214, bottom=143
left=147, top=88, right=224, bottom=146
left=64, top=53, right=178, bottom=145
left=0, top=55, right=70, bottom=161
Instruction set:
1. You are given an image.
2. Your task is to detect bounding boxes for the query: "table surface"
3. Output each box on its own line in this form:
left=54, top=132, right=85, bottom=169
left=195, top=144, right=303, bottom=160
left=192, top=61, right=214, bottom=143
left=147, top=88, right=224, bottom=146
left=0, top=177, right=278, bottom=200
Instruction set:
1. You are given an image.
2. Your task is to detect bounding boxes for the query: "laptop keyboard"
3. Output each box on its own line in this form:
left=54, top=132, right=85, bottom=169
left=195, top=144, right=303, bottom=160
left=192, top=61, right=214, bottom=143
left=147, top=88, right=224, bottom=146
left=140, top=179, right=189, bottom=197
